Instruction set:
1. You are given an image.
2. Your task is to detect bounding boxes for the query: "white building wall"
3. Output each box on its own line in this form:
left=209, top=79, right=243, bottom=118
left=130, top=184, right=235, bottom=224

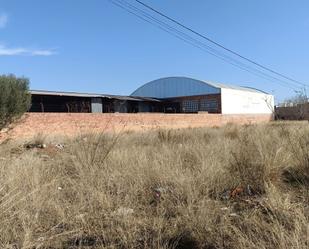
left=221, top=88, right=274, bottom=114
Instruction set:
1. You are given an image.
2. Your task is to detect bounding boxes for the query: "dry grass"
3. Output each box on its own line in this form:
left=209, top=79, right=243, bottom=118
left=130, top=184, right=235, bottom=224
left=0, top=122, right=308, bottom=249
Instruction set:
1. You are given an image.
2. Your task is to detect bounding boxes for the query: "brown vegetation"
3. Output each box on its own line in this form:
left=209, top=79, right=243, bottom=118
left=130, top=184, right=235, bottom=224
left=0, top=122, right=308, bottom=249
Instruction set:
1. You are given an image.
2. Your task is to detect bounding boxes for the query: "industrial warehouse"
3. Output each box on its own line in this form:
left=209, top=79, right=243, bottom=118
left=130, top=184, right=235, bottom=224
left=29, top=76, right=274, bottom=115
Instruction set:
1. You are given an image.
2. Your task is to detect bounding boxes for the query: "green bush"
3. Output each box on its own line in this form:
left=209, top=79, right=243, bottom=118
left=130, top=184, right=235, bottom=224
left=0, top=74, right=31, bottom=130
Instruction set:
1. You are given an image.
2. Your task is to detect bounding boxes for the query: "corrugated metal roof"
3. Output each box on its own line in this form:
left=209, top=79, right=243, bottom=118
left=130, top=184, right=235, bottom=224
left=131, top=77, right=270, bottom=98
left=30, top=90, right=101, bottom=98
left=203, top=81, right=268, bottom=94
left=30, top=90, right=161, bottom=102
left=131, top=77, right=221, bottom=98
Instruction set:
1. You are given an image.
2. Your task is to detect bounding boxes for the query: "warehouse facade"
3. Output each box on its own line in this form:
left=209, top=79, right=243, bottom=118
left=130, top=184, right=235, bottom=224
left=29, top=76, right=274, bottom=115
left=132, top=77, right=274, bottom=114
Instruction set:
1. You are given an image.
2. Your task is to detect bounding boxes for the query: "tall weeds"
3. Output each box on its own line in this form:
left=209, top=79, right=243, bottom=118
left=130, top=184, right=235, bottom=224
left=0, top=123, right=308, bottom=249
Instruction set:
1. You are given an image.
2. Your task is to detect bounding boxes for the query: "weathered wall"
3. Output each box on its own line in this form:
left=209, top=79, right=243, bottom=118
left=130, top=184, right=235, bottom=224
left=0, top=113, right=273, bottom=141
left=221, top=88, right=274, bottom=114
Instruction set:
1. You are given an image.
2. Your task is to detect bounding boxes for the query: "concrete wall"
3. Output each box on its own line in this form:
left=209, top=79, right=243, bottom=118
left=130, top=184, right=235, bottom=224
left=0, top=113, right=273, bottom=141
left=221, top=88, right=274, bottom=114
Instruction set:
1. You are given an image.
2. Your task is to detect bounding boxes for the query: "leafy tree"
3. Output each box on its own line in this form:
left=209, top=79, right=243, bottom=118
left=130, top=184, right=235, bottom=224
left=0, top=74, right=31, bottom=129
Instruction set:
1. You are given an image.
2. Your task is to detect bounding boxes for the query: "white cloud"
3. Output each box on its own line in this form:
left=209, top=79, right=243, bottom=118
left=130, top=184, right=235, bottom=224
left=0, top=13, right=8, bottom=28
left=31, top=50, right=55, bottom=56
left=0, top=14, right=56, bottom=56
left=0, top=44, right=56, bottom=56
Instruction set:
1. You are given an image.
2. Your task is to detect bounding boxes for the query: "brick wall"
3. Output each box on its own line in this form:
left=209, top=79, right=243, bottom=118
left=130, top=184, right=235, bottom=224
left=0, top=113, right=273, bottom=140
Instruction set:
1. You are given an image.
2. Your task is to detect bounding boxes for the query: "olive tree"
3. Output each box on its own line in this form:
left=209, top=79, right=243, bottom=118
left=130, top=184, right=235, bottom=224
left=0, top=74, right=31, bottom=130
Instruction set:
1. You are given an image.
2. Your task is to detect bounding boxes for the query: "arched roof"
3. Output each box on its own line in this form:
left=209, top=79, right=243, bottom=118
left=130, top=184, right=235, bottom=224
left=131, top=77, right=266, bottom=98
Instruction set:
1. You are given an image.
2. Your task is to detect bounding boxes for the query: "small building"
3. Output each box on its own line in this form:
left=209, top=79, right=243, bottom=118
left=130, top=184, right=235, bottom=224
left=29, top=77, right=274, bottom=115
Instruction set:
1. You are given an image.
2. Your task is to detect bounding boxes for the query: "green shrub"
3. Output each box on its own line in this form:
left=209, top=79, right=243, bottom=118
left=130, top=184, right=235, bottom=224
left=0, top=74, right=31, bottom=129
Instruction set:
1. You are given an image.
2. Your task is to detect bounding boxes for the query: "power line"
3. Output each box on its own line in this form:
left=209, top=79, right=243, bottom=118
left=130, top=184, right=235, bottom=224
left=134, top=0, right=307, bottom=88
left=108, top=0, right=298, bottom=90
left=116, top=0, right=300, bottom=90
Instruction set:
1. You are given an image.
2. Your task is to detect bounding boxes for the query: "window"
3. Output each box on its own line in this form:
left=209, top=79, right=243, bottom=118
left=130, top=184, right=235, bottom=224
left=182, top=100, right=199, bottom=112
left=200, top=99, right=218, bottom=112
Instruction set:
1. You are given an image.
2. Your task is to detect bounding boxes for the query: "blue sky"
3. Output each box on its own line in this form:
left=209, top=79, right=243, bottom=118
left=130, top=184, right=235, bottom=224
left=0, top=0, right=308, bottom=102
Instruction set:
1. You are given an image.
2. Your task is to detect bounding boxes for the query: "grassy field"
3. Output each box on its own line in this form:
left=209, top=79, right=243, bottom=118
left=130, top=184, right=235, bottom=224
left=0, top=122, right=308, bottom=249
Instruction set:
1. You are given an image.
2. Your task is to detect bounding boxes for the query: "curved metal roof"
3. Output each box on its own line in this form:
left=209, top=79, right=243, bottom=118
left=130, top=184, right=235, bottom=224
left=131, top=76, right=268, bottom=98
